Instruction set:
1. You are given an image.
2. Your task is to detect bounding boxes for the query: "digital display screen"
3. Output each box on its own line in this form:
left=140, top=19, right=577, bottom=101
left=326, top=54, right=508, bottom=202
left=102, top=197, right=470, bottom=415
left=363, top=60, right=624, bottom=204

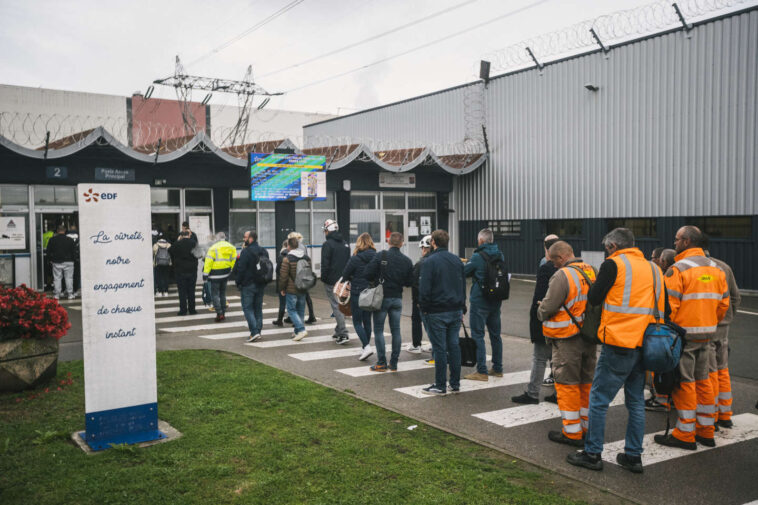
left=249, top=153, right=326, bottom=201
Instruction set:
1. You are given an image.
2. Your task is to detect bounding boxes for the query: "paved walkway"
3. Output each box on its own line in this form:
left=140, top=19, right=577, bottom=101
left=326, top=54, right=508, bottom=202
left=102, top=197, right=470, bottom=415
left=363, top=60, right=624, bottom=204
left=57, top=280, right=758, bottom=505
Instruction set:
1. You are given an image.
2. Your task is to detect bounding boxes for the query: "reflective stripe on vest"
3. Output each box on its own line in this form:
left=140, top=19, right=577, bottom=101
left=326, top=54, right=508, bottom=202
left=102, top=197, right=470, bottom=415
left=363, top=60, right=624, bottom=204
left=543, top=315, right=584, bottom=328
left=602, top=254, right=660, bottom=316
left=543, top=262, right=593, bottom=339
left=682, top=325, right=718, bottom=334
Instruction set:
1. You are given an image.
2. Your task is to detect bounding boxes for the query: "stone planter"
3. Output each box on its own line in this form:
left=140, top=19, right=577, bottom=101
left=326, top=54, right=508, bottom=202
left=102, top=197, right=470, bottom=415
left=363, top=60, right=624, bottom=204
left=0, top=338, right=59, bottom=393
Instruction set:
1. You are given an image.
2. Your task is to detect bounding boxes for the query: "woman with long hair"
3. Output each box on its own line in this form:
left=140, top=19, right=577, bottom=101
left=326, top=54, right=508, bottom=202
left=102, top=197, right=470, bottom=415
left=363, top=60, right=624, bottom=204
left=342, top=232, right=377, bottom=361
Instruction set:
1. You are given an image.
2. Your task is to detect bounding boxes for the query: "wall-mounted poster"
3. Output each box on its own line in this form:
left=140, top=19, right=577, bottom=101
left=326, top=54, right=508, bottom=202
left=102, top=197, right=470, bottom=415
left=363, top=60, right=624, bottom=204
left=0, top=217, right=26, bottom=250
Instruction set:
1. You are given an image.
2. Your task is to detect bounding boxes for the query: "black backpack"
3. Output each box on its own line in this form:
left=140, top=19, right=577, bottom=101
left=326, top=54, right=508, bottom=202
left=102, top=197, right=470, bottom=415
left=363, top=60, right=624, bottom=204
left=255, top=255, right=274, bottom=284
left=478, top=251, right=510, bottom=301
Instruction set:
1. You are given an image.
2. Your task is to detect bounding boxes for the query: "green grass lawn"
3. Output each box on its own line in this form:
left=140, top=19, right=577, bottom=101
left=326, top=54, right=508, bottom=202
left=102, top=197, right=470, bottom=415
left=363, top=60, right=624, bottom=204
left=1, top=350, right=589, bottom=505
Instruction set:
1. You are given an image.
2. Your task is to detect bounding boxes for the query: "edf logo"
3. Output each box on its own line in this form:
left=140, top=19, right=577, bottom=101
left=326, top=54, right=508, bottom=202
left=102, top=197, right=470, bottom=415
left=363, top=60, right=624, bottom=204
left=101, top=193, right=118, bottom=200
left=82, top=188, right=117, bottom=202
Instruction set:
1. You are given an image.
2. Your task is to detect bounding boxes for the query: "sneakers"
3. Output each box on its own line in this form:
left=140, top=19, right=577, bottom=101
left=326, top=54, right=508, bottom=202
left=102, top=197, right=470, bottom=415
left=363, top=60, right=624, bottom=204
left=405, top=344, right=422, bottom=354
left=695, top=435, right=716, bottom=447
left=717, top=419, right=733, bottom=429
left=544, top=393, right=558, bottom=404
left=464, top=372, right=489, bottom=381
left=358, top=346, right=374, bottom=361
left=425, top=358, right=435, bottom=365
left=421, top=384, right=447, bottom=396
left=188, top=310, right=197, bottom=315
left=654, top=433, right=697, bottom=451
left=272, top=319, right=284, bottom=327
left=305, top=317, right=318, bottom=324
left=511, top=392, right=539, bottom=405
left=370, top=364, right=388, bottom=372
left=449, top=385, right=461, bottom=394
left=214, top=314, right=225, bottom=322
left=644, top=397, right=668, bottom=412
left=292, top=330, right=308, bottom=341
left=487, top=369, right=503, bottom=377
left=67, top=294, right=76, bottom=300
left=335, top=335, right=349, bottom=345
left=616, top=453, right=643, bottom=473
left=566, top=451, right=603, bottom=471
left=543, top=375, right=555, bottom=386
left=283, top=317, right=292, bottom=324
left=246, top=334, right=261, bottom=343
left=420, top=344, right=433, bottom=352
left=548, top=430, right=584, bottom=447
left=177, top=312, right=187, bottom=316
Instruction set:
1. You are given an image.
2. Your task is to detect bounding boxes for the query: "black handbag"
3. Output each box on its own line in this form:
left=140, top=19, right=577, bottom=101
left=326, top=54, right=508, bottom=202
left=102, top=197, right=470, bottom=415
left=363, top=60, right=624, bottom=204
left=459, top=323, right=477, bottom=367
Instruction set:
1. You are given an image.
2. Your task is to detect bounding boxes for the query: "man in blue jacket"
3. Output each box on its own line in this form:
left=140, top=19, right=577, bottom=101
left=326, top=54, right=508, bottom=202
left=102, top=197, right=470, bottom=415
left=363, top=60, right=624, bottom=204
left=419, top=229, right=466, bottom=395
left=234, top=230, right=270, bottom=342
left=364, top=232, right=413, bottom=372
left=463, top=228, right=505, bottom=381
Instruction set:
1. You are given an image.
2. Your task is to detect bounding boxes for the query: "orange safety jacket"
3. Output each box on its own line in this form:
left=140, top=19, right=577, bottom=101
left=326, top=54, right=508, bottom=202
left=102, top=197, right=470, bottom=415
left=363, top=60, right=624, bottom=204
left=543, top=261, right=596, bottom=339
left=664, top=248, right=729, bottom=340
left=598, top=248, right=666, bottom=349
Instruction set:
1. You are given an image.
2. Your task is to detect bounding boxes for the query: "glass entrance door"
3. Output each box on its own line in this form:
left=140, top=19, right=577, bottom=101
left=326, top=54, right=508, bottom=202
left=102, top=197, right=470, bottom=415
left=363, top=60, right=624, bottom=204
left=36, top=211, right=77, bottom=291
left=384, top=211, right=407, bottom=254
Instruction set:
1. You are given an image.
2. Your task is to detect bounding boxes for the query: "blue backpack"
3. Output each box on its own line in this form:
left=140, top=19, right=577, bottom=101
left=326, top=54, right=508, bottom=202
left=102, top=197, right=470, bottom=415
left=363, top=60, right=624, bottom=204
left=642, top=262, right=684, bottom=373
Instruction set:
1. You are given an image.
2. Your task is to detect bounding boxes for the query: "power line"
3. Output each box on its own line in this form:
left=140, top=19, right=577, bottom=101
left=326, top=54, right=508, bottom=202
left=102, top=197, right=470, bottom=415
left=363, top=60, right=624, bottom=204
left=286, top=0, right=551, bottom=94
left=259, top=0, right=480, bottom=78
left=188, top=0, right=306, bottom=68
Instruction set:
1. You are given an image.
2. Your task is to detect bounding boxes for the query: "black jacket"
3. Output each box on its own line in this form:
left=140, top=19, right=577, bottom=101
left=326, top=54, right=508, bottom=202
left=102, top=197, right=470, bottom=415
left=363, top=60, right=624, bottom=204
left=46, top=233, right=76, bottom=263
left=169, top=237, right=199, bottom=275
left=364, top=247, right=413, bottom=299
left=411, top=255, right=428, bottom=300
left=234, top=241, right=269, bottom=287
left=418, top=247, right=466, bottom=314
left=320, top=231, right=350, bottom=285
left=529, top=260, right=558, bottom=343
left=341, top=249, right=377, bottom=294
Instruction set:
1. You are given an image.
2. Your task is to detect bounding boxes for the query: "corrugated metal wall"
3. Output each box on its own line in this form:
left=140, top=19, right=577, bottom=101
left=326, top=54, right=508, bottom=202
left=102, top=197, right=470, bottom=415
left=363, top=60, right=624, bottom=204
left=305, top=10, right=757, bottom=221
left=458, top=9, right=757, bottom=220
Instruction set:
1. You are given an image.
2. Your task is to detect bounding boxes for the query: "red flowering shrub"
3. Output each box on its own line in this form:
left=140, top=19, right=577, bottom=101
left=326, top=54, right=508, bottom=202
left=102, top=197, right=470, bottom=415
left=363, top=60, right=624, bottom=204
left=0, top=285, right=71, bottom=341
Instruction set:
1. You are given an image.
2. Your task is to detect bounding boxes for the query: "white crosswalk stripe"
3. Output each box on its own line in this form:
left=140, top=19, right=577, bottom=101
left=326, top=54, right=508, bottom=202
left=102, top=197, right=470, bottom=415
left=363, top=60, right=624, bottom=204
left=155, top=308, right=278, bottom=324
left=247, top=332, right=357, bottom=348
left=602, top=413, right=758, bottom=466
left=155, top=296, right=240, bottom=306
left=199, top=323, right=336, bottom=340
left=335, top=354, right=489, bottom=377
left=473, top=390, right=624, bottom=429
left=289, top=347, right=364, bottom=361
left=394, top=370, right=532, bottom=398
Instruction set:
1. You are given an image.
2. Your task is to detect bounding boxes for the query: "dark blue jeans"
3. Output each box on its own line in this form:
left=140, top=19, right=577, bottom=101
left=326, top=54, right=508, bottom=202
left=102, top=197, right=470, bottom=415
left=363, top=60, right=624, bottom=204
left=585, top=345, right=646, bottom=457
left=469, top=302, right=503, bottom=374
left=350, top=294, right=372, bottom=347
left=373, top=297, right=403, bottom=367
left=425, top=310, right=462, bottom=391
left=285, top=293, right=306, bottom=333
left=210, top=278, right=228, bottom=315
left=241, top=283, right=264, bottom=335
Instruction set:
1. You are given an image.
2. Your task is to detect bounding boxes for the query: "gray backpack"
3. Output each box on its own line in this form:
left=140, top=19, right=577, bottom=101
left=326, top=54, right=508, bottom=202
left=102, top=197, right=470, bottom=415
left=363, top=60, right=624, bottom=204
left=294, top=257, right=317, bottom=291
left=358, top=251, right=387, bottom=312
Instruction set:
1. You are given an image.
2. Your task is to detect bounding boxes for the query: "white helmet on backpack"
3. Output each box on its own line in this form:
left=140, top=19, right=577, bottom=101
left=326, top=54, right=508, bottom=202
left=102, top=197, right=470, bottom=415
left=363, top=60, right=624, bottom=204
left=323, top=219, right=339, bottom=232
left=419, top=235, right=432, bottom=249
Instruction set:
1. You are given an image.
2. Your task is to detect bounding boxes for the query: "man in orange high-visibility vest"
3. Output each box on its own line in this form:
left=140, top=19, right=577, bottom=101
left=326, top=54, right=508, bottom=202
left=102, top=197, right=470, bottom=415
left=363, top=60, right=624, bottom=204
left=538, top=241, right=597, bottom=447
left=655, top=226, right=729, bottom=450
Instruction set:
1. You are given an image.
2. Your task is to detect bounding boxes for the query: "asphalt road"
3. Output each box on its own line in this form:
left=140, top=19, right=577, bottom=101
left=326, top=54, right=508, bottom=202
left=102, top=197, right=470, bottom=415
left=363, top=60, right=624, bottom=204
left=57, top=279, right=758, bottom=505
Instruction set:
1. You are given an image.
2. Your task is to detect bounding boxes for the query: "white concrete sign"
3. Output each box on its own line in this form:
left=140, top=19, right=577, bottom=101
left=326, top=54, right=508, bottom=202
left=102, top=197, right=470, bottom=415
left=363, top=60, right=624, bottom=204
left=0, top=217, right=26, bottom=250
left=77, top=183, right=163, bottom=450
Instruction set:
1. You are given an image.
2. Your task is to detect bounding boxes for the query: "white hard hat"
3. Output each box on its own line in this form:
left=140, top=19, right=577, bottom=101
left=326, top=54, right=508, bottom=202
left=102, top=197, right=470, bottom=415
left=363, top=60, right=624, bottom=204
left=419, top=235, right=432, bottom=248
left=323, top=219, right=338, bottom=232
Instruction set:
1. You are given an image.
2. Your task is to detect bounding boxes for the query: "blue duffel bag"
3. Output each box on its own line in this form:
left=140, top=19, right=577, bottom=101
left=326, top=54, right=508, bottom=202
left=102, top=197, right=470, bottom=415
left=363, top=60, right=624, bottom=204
left=642, top=262, right=685, bottom=373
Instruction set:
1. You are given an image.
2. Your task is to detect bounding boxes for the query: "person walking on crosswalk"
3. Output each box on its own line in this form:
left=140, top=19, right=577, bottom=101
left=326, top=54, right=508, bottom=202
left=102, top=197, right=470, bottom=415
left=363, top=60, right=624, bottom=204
left=278, top=236, right=310, bottom=341
left=418, top=229, right=466, bottom=396
left=342, top=233, right=377, bottom=361
left=567, top=228, right=666, bottom=473
left=655, top=226, right=729, bottom=450
left=203, top=232, right=237, bottom=322
left=320, top=219, right=351, bottom=344
left=235, top=230, right=270, bottom=343
left=537, top=241, right=597, bottom=447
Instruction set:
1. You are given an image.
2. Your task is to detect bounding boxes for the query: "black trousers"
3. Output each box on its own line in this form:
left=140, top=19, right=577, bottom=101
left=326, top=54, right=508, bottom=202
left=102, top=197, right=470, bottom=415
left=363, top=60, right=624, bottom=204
left=176, top=272, right=197, bottom=314
left=411, top=297, right=423, bottom=347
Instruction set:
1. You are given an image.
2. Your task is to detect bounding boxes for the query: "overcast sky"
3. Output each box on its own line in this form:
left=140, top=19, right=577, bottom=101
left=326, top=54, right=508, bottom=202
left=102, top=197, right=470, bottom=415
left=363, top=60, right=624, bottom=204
left=0, top=0, right=726, bottom=115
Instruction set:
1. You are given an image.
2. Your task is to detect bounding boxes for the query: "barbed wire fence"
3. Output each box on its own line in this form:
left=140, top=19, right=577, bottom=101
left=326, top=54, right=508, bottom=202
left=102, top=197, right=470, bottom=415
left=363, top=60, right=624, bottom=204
left=481, top=0, right=753, bottom=74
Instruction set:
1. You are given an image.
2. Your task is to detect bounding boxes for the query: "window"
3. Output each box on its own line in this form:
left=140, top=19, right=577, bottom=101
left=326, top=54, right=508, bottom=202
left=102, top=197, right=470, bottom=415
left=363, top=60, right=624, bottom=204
left=382, top=193, right=405, bottom=210
left=185, top=189, right=212, bottom=207
left=150, top=188, right=180, bottom=207
left=350, top=194, right=376, bottom=209
left=230, top=189, right=256, bottom=209
left=312, top=212, right=336, bottom=244
left=408, top=193, right=436, bottom=209
left=487, top=220, right=521, bottom=237
left=0, top=186, right=28, bottom=207
left=34, top=185, right=76, bottom=205
left=259, top=212, right=276, bottom=247
left=313, top=192, right=336, bottom=210
left=689, top=216, right=752, bottom=239
left=229, top=212, right=256, bottom=245
left=295, top=212, right=311, bottom=245
left=607, top=218, right=656, bottom=238
left=544, top=219, right=582, bottom=237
